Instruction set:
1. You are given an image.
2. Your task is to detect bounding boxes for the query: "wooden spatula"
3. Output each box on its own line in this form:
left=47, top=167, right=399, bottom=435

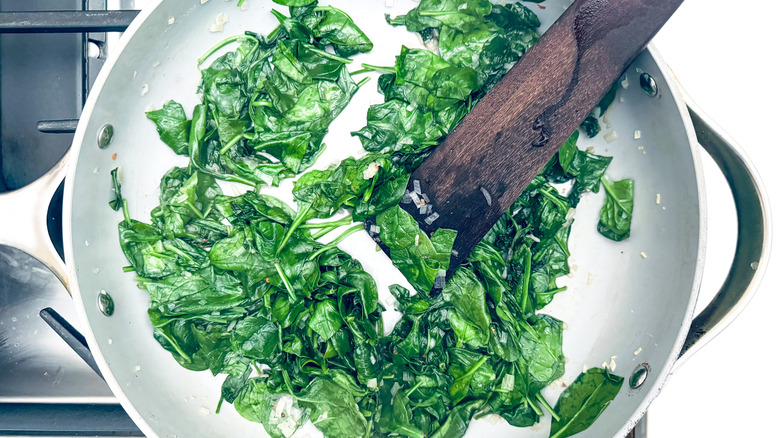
left=386, top=0, right=684, bottom=274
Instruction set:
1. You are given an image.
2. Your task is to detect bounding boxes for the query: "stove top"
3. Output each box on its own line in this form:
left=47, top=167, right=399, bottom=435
left=0, top=0, right=142, bottom=435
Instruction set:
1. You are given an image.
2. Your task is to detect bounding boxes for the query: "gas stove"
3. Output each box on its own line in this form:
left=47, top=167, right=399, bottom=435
left=0, top=1, right=142, bottom=435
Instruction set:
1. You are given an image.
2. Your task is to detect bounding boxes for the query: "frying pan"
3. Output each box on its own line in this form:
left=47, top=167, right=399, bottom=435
left=0, top=0, right=770, bottom=437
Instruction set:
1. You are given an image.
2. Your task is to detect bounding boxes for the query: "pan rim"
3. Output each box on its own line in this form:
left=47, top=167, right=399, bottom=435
left=64, top=1, right=165, bottom=437
left=62, top=3, right=708, bottom=437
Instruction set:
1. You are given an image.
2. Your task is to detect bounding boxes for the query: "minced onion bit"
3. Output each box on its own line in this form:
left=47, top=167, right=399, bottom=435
left=424, top=212, right=439, bottom=225
left=479, top=186, right=492, bottom=206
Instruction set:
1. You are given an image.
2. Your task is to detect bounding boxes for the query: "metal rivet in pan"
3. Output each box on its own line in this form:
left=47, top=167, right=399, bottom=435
left=639, top=73, right=658, bottom=97
left=97, top=290, right=115, bottom=316
left=97, top=124, right=114, bottom=149
left=629, top=363, right=651, bottom=389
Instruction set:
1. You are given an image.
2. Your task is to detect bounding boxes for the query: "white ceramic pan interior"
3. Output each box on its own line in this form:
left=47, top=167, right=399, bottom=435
left=64, top=1, right=706, bottom=437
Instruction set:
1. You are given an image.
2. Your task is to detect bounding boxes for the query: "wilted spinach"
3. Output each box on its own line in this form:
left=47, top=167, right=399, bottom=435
left=549, top=367, right=624, bottom=438
left=146, top=4, right=372, bottom=188
left=124, top=2, right=633, bottom=438
left=598, top=176, right=634, bottom=241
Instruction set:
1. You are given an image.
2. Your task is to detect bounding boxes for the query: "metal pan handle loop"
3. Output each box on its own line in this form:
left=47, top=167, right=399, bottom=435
left=676, top=93, right=772, bottom=364
left=0, top=151, right=71, bottom=291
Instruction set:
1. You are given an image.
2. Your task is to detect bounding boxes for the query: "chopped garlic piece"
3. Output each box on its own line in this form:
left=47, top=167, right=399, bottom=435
left=656, top=193, right=661, bottom=205
left=210, top=13, right=229, bottom=32
left=362, top=162, right=380, bottom=179
left=634, top=130, right=641, bottom=140
left=640, top=251, right=648, bottom=259
left=603, top=130, right=618, bottom=143
left=168, top=16, right=175, bottom=25
left=634, top=347, right=643, bottom=356
left=621, top=76, right=629, bottom=89
left=140, top=84, right=149, bottom=96
left=608, top=355, right=617, bottom=371
left=586, top=272, right=593, bottom=286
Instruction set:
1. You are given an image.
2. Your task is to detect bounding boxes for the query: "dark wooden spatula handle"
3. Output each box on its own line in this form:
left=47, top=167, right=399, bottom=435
left=402, top=0, right=683, bottom=272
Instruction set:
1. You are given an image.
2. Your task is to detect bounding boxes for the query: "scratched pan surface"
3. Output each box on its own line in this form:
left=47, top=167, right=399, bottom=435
left=64, top=1, right=705, bottom=437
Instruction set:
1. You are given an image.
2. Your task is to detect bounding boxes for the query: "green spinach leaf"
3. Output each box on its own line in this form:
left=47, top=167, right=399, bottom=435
left=549, top=368, right=624, bottom=438
left=598, top=176, right=634, bottom=241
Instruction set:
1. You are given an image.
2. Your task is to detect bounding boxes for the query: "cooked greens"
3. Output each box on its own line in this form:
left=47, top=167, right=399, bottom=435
left=550, top=368, right=624, bottom=438
left=118, top=2, right=632, bottom=438
left=146, top=5, right=371, bottom=187
left=598, top=176, right=635, bottom=241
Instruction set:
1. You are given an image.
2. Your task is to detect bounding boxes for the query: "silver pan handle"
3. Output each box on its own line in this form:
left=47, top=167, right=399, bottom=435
left=0, top=150, right=71, bottom=290
left=676, top=93, right=772, bottom=364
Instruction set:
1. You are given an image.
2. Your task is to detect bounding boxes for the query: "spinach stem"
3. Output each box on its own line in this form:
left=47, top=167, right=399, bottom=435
left=539, top=187, right=569, bottom=213
left=219, top=132, right=246, bottom=155
left=407, top=380, right=424, bottom=396
left=163, top=242, right=197, bottom=264
left=122, top=266, right=135, bottom=273
left=356, top=76, right=371, bottom=89
left=308, top=224, right=364, bottom=261
left=520, top=246, right=531, bottom=313
left=186, top=200, right=205, bottom=219
left=349, top=68, right=371, bottom=75
left=461, top=357, right=488, bottom=380
left=386, top=15, right=406, bottom=26
left=526, top=395, right=543, bottom=417
left=516, top=317, right=540, bottom=342
left=121, top=199, right=131, bottom=223
left=360, top=63, right=395, bottom=74
left=252, top=362, right=262, bottom=375
left=277, top=204, right=312, bottom=255
left=158, top=330, right=191, bottom=360
left=274, top=262, right=297, bottom=302
left=311, top=222, right=353, bottom=240
left=215, top=395, right=224, bottom=414
left=362, top=174, right=378, bottom=202
left=555, top=234, right=570, bottom=257
left=536, top=392, right=561, bottom=422
left=536, top=286, right=567, bottom=299
left=281, top=369, right=297, bottom=397
left=299, top=217, right=352, bottom=230
left=198, top=34, right=259, bottom=66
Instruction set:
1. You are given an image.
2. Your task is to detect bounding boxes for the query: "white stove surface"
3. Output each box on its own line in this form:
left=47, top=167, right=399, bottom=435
left=650, top=1, right=779, bottom=436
